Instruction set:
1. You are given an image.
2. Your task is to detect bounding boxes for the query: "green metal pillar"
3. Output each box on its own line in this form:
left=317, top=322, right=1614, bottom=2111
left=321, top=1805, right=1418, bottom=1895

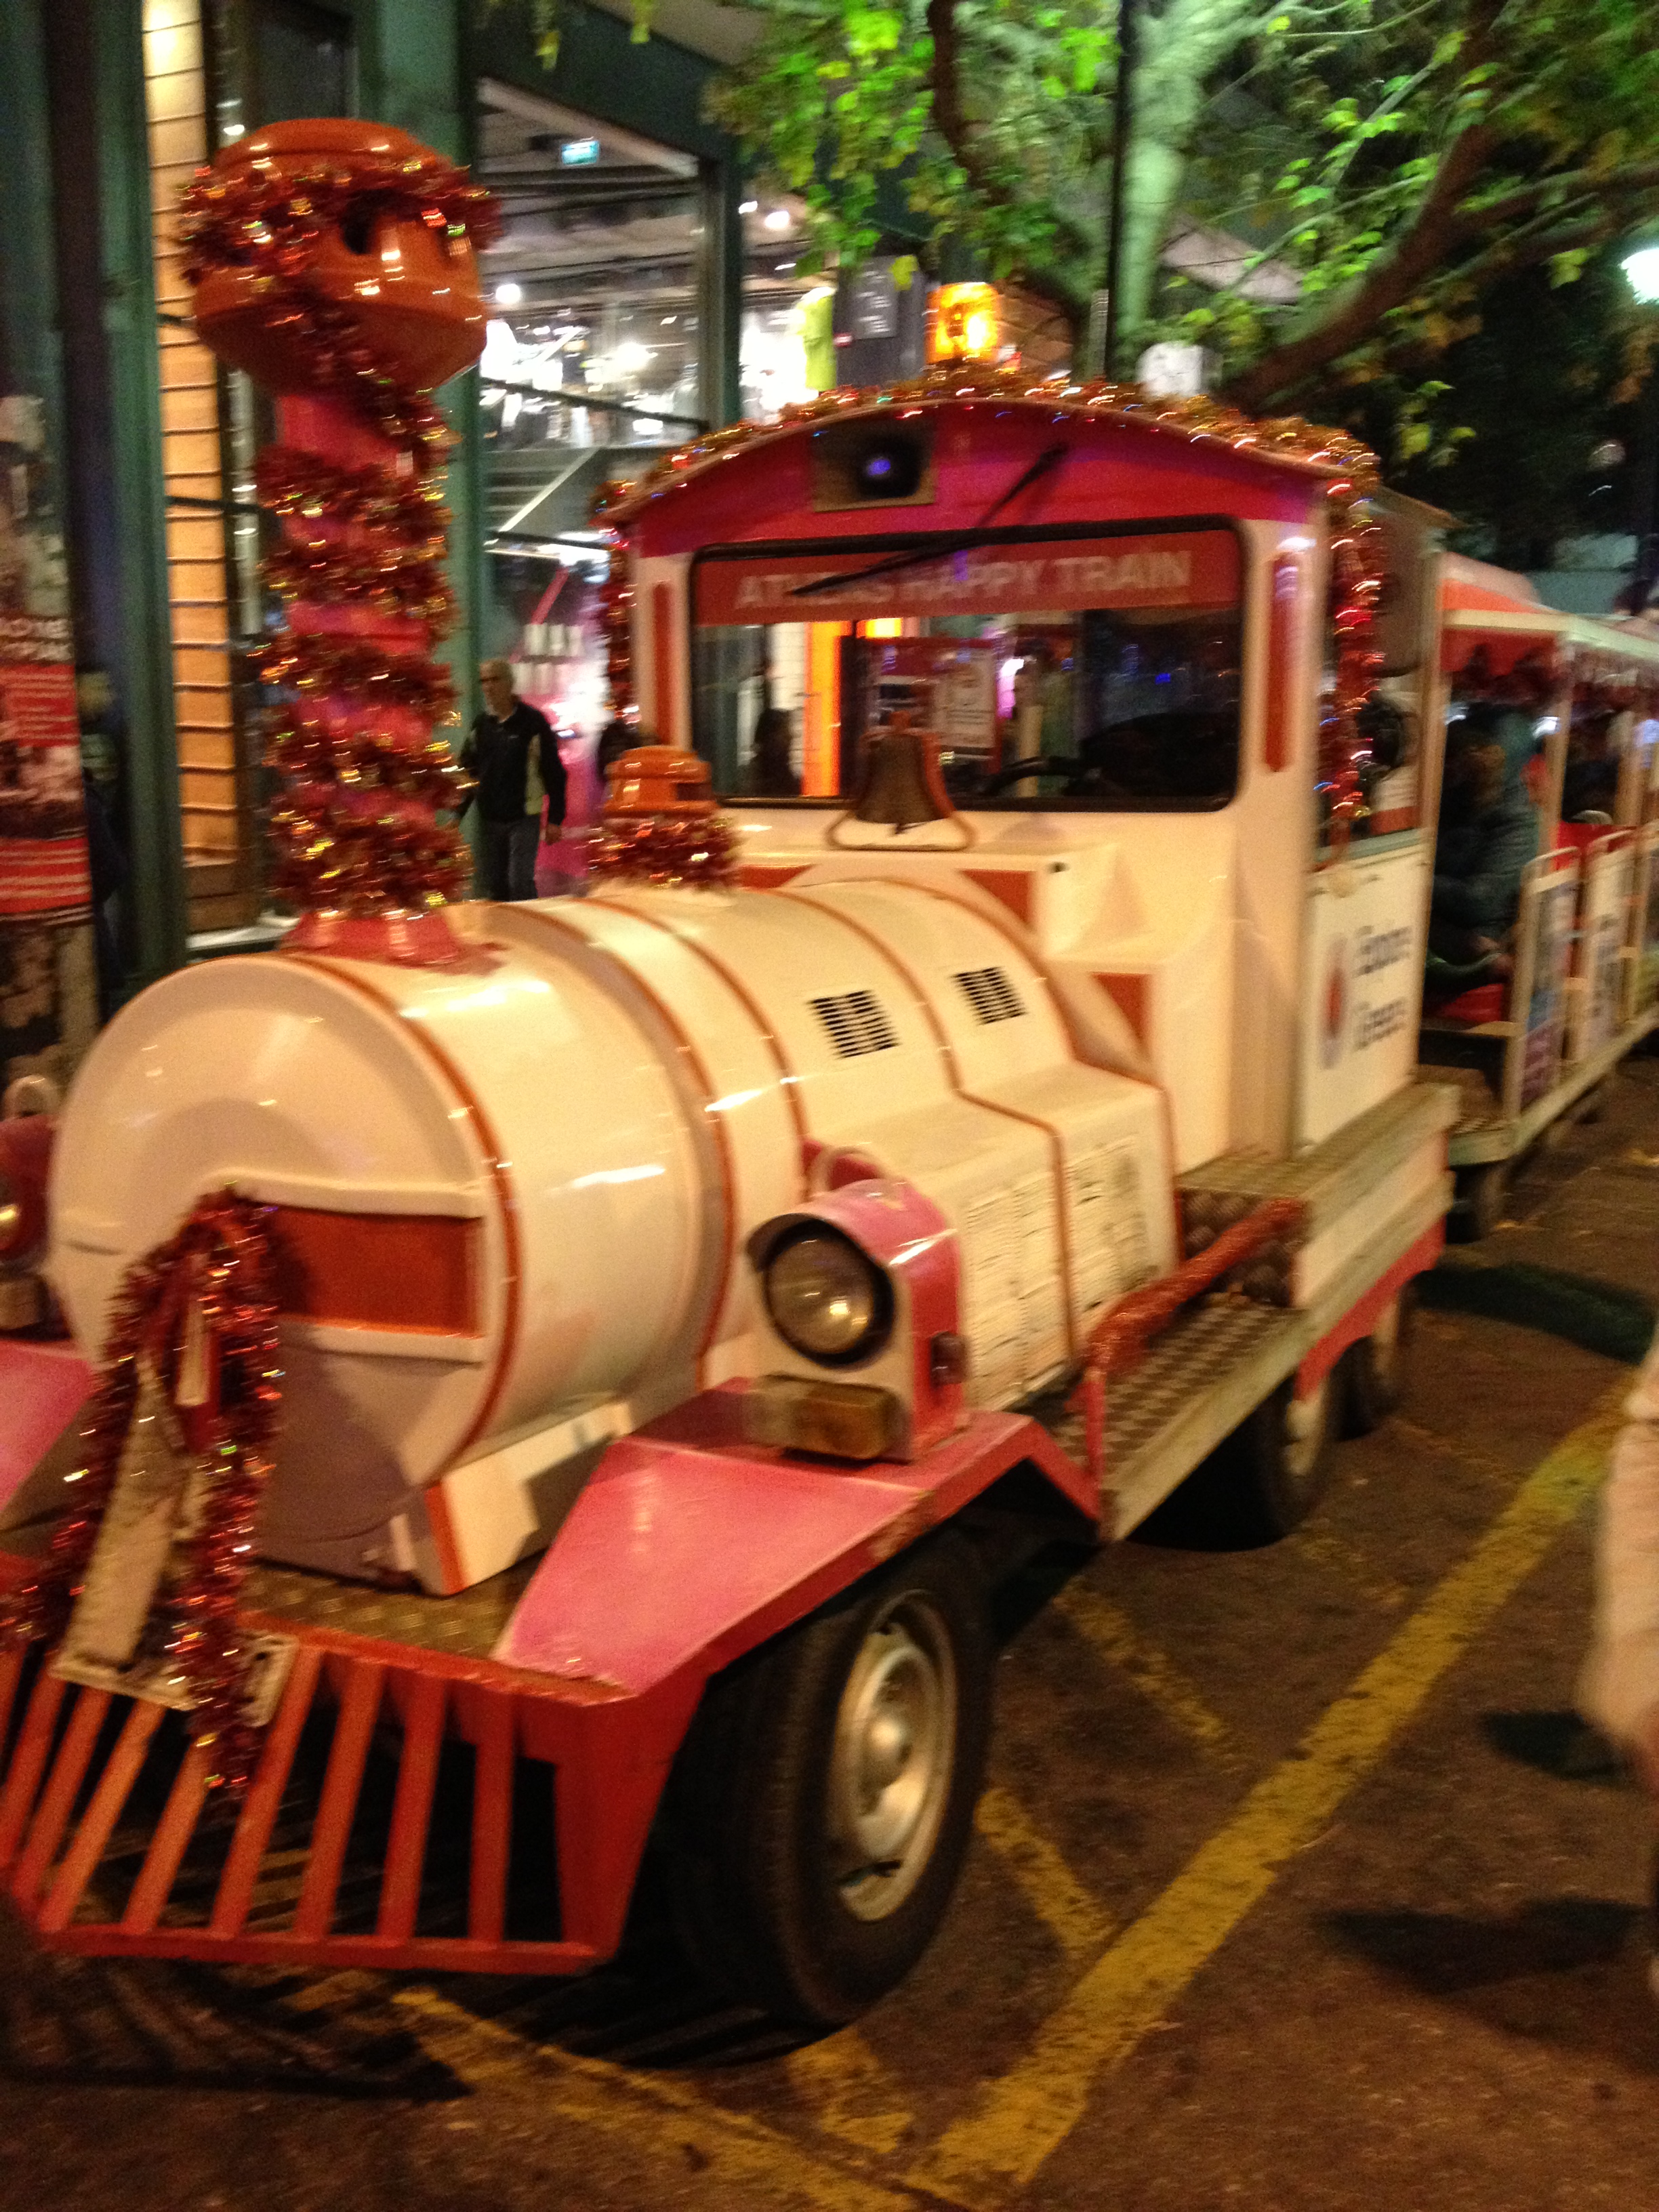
left=361, top=0, right=483, bottom=748
left=0, top=1, right=102, bottom=1088
left=91, top=0, right=190, bottom=987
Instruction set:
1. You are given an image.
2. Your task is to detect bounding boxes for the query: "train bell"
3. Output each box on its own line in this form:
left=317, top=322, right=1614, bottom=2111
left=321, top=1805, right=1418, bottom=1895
left=840, top=712, right=962, bottom=836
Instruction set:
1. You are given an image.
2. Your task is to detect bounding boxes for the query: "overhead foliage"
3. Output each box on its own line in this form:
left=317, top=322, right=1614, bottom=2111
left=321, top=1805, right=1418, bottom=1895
left=708, top=0, right=1659, bottom=412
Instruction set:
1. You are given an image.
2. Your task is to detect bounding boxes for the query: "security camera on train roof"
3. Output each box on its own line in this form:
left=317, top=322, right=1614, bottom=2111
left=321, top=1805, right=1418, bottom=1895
left=744, top=1175, right=968, bottom=1464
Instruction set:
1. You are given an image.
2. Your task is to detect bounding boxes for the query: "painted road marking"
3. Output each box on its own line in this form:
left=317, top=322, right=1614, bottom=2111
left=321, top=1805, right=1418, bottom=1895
left=1393, top=1414, right=1527, bottom=1490
left=913, top=1391, right=1624, bottom=2204
left=974, top=1783, right=1114, bottom=1962
left=786, top=2030, right=915, bottom=2156
left=1291, top=1526, right=1409, bottom=1613
left=1054, top=1582, right=1237, bottom=1763
left=395, top=1988, right=932, bottom=2212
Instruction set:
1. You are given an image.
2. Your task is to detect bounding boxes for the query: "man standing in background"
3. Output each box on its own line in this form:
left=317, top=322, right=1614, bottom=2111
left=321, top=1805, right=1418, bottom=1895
left=459, top=659, right=566, bottom=901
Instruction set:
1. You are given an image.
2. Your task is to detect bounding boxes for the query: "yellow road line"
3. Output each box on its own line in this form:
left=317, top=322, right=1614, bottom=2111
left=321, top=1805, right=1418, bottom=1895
left=914, top=1391, right=1623, bottom=2205
left=264, top=1969, right=384, bottom=2016
left=1054, top=1582, right=1236, bottom=1762
left=1392, top=1415, right=1525, bottom=1490
left=974, top=1783, right=1114, bottom=1963
left=785, top=2030, right=916, bottom=2157
left=394, top=1988, right=933, bottom=2212
left=1290, top=1528, right=1409, bottom=1613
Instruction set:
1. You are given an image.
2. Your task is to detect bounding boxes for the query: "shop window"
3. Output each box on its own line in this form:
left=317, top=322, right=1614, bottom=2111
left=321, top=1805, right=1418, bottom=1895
left=476, top=82, right=712, bottom=752
left=739, top=194, right=830, bottom=423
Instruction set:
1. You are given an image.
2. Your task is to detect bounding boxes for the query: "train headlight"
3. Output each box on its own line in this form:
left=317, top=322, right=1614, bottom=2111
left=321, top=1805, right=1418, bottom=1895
left=764, top=1229, right=891, bottom=1364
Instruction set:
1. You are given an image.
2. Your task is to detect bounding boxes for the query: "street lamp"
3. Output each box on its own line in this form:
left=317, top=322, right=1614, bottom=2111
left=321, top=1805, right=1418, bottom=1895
left=1621, top=244, right=1659, bottom=613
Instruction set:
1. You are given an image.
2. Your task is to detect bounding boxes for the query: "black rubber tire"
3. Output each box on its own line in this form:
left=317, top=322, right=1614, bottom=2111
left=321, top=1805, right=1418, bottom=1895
left=1150, top=1372, right=1338, bottom=1549
left=1450, top=1161, right=1507, bottom=1242
left=664, top=1532, right=992, bottom=2025
left=1341, top=1284, right=1416, bottom=1437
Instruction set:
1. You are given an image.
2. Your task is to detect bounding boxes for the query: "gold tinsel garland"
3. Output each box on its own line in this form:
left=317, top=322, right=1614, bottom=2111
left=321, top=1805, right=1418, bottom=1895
left=596, top=361, right=1386, bottom=844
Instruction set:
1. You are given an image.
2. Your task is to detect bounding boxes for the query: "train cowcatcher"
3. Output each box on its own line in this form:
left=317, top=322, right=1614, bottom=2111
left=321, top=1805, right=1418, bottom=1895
left=0, top=125, right=1457, bottom=2026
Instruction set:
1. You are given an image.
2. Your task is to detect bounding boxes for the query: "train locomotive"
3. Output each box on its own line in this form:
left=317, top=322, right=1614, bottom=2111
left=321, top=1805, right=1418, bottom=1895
left=0, top=123, right=1458, bottom=2024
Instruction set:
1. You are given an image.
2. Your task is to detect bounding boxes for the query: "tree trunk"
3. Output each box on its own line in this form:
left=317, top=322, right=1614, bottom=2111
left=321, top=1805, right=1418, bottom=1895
left=1110, top=0, right=1261, bottom=363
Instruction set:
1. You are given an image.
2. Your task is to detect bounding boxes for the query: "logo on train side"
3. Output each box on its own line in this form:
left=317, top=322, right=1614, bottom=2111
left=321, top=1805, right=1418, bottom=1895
left=1321, top=936, right=1349, bottom=1068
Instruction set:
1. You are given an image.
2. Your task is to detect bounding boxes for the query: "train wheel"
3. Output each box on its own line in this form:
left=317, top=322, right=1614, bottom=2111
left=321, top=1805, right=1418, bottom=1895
left=1153, top=1372, right=1336, bottom=1548
left=1342, top=1287, right=1415, bottom=1437
left=667, top=1534, right=992, bottom=2025
left=1450, top=1161, right=1507, bottom=1242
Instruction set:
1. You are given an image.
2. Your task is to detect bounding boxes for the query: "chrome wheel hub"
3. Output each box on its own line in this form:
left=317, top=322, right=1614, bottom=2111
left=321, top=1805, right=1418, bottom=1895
left=1284, top=1373, right=1331, bottom=1488
left=828, top=1594, right=957, bottom=1922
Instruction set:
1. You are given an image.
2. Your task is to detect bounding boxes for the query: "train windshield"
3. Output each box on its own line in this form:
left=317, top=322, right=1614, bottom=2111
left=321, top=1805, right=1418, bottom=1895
left=691, top=523, right=1243, bottom=811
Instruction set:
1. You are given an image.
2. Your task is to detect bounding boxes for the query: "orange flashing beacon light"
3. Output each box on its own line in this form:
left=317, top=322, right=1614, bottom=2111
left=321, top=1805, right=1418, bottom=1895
left=928, top=283, right=1000, bottom=364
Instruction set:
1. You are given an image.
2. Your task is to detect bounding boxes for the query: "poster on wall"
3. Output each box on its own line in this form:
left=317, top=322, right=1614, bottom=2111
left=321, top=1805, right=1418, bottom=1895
left=0, top=391, right=96, bottom=1097
left=1296, top=844, right=1427, bottom=1146
left=1518, top=867, right=1579, bottom=1109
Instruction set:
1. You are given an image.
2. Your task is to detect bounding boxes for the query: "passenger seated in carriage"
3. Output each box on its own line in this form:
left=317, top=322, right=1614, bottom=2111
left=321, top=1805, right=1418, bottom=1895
left=1425, top=701, right=1541, bottom=1006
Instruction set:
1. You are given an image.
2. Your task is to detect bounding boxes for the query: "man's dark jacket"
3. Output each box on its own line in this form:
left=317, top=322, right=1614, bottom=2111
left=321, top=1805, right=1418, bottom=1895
left=459, top=701, right=567, bottom=826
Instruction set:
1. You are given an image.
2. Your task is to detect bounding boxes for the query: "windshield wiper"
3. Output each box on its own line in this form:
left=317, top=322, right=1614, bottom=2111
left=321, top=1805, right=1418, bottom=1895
left=788, top=441, right=1068, bottom=602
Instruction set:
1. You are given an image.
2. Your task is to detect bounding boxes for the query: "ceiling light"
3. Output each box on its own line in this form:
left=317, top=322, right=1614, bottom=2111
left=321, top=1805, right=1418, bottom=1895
left=739, top=199, right=759, bottom=216
left=763, top=209, right=791, bottom=232
left=494, top=281, right=523, bottom=306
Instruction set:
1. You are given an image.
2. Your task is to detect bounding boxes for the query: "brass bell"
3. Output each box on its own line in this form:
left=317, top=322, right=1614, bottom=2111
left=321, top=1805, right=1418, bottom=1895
left=840, top=711, right=961, bottom=835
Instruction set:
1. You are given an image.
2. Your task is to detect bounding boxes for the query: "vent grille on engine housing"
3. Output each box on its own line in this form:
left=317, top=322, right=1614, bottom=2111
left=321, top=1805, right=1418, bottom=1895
left=810, top=989, right=899, bottom=1057
left=954, top=965, right=1026, bottom=1024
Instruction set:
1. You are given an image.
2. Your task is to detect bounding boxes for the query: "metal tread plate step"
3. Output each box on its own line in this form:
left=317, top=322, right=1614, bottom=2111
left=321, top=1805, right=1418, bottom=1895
left=242, top=1557, right=540, bottom=1664
left=1031, top=1298, right=1301, bottom=1537
left=1176, top=1078, right=1456, bottom=1230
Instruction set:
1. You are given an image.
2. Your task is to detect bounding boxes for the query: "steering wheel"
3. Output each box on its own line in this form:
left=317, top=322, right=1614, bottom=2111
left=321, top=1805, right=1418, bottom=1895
left=981, top=755, right=1100, bottom=799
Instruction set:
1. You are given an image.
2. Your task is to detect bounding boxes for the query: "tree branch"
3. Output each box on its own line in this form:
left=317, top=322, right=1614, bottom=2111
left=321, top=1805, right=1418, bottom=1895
left=926, top=0, right=1001, bottom=211
left=924, top=0, right=1091, bottom=333
left=1223, top=121, right=1498, bottom=409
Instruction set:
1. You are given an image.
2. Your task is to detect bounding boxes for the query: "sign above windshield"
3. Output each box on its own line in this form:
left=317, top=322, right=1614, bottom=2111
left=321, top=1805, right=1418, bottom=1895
left=694, top=529, right=1240, bottom=628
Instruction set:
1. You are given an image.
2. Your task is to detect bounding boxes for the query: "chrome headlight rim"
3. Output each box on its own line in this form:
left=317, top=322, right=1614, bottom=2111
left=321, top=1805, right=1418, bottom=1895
left=0, top=1169, right=20, bottom=1256
left=763, top=1225, right=893, bottom=1368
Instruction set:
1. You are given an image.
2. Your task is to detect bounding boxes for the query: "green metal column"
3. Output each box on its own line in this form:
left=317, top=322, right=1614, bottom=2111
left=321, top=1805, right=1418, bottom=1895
left=362, top=0, right=482, bottom=747
left=94, top=0, right=190, bottom=986
left=0, top=0, right=101, bottom=1086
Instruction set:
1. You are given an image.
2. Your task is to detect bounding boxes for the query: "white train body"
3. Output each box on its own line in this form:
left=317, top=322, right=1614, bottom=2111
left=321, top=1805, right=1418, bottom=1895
left=0, top=380, right=1465, bottom=2011
left=50, top=873, right=1172, bottom=1589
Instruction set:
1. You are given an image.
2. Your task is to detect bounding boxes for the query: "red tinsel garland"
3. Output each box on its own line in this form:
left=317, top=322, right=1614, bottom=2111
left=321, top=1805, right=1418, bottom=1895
left=0, top=1191, right=283, bottom=1794
left=1321, top=475, right=1386, bottom=847
left=263, top=544, right=453, bottom=628
left=589, top=812, right=737, bottom=888
left=251, top=632, right=456, bottom=720
left=178, top=155, right=501, bottom=476
left=596, top=547, right=636, bottom=721
left=264, top=709, right=470, bottom=804
left=182, top=147, right=497, bottom=930
left=256, top=447, right=448, bottom=546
